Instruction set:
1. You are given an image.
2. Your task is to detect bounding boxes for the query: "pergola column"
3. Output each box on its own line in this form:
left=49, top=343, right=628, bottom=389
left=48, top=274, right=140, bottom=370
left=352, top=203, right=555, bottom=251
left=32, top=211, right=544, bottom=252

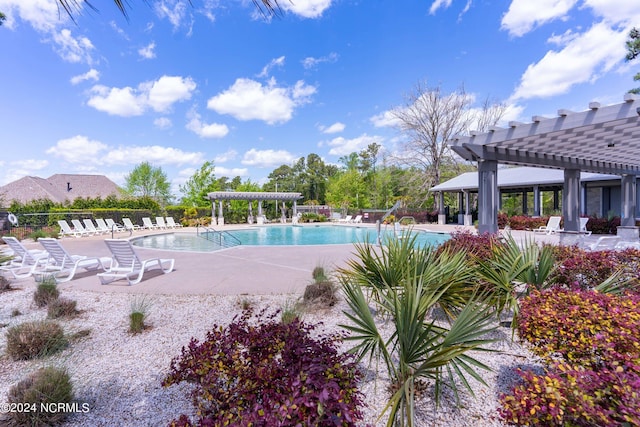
left=478, top=159, right=498, bottom=234
left=522, top=190, right=528, bottom=215
left=464, top=190, right=472, bottom=225
left=247, top=200, right=254, bottom=224
left=218, top=200, right=225, bottom=226
left=533, top=185, right=541, bottom=216
left=438, top=192, right=446, bottom=225
left=212, top=201, right=217, bottom=225
left=457, top=192, right=464, bottom=224
left=562, top=169, right=580, bottom=232
left=617, top=174, right=639, bottom=240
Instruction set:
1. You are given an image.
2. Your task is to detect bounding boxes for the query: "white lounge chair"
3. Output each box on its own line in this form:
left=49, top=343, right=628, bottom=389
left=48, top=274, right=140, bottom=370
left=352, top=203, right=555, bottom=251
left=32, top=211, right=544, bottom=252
left=339, top=215, right=352, bottom=223
left=351, top=215, right=363, bottom=223
left=579, top=217, right=592, bottom=236
left=94, top=218, right=111, bottom=234
left=105, top=218, right=127, bottom=232
left=532, top=216, right=562, bottom=234
left=165, top=217, right=183, bottom=228
left=83, top=219, right=106, bottom=235
left=142, top=217, right=159, bottom=229
left=122, top=218, right=142, bottom=231
left=35, top=238, right=109, bottom=283
left=0, top=237, right=49, bottom=279
left=71, top=219, right=94, bottom=236
left=98, top=239, right=174, bottom=285
left=585, top=236, right=621, bottom=251
left=57, top=220, right=86, bottom=238
left=155, top=217, right=167, bottom=229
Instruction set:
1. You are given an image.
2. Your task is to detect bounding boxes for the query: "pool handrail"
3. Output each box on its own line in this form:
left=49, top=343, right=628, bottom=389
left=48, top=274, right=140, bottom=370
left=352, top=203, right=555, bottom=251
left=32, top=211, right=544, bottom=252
left=196, top=226, right=242, bottom=249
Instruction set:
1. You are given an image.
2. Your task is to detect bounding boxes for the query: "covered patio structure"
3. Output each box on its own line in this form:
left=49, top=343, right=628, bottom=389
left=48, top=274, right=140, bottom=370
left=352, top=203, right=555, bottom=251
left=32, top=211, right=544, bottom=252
left=449, top=94, right=640, bottom=238
left=207, top=191, right=302, bottom=225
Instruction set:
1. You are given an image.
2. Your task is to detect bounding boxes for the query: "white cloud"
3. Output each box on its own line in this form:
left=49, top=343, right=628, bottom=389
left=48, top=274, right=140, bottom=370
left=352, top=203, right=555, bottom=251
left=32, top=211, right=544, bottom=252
left=429, top=0, right=453, bottom=15
left=102, top=146, right=203, bottom=166
left=154, top=0, right=189, bottom=29
left=46, top=135, right=108, bottom=164
left=326, top=134, right=384, bottom=156
left=215, top=166, right=249, bottom=177
left=87, top=75, right=196, bottom=117
left=139, top=42, right=156, bottom=59
left=154, top=117, right=173, bottom=129
left=258, top=56, right=286, bottom=78
left=511, top=22, right=627, bottom=100
left=214, top=149, right=238, bottom=163
left=370, top=110, right=401, bottom=128
left=51, top=29, right=94, bottom=63
left=501, top=0, right=578, bottom=37
left=583, top=0, right=640, bottom=25
left=0, top=159, right=50, bottom=185
left=319, top=122, right=345, bottom=134
left=0, top=0, right=65, bottom=31
left=186, top=113, right=229, bottom=138
left=207, top=78, right=316, bottom=124
left=301, top=52, right=338, bottom=69
left=281, top=0, right=333, bottom=18
left=241, top=148, right=296, bottom=167
left=70, top=69, right=100, bottom=85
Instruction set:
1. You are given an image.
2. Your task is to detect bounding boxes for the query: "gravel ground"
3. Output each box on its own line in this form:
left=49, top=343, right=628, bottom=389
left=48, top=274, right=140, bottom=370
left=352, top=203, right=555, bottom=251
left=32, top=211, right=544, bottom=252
left=0, top=281, right=541, bottom=426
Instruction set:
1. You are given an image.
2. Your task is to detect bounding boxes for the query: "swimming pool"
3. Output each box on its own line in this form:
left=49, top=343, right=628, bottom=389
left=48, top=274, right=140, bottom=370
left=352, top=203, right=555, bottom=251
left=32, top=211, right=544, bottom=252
left=130, top=225, right=449, bottom=252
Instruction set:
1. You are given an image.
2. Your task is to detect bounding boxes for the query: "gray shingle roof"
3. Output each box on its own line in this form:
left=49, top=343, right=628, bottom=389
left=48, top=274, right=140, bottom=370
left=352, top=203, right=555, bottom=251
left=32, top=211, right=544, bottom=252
left=0, top=174, right=123, bottom=205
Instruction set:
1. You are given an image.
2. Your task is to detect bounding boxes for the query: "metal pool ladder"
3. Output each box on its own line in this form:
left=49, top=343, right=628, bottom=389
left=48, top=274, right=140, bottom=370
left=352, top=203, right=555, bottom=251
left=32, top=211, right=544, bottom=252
left=196, top=226, right=242, bottom=249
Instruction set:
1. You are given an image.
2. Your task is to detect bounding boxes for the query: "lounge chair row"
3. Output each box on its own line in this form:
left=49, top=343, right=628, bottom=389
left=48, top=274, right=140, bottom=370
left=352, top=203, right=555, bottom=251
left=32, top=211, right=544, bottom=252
left=57, top=217, right=183, bottom=238
left=0, top=236, right=174, bottom=285
left=338, top=215, right=363, bottom=223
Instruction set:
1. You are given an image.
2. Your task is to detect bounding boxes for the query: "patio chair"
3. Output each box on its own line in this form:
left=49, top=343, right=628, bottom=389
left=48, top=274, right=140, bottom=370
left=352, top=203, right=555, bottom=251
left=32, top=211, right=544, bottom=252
left=57, top=220, right=87, bottom=238
left=71, top=219, right=94, bottom=236
left=155, top=217, right=167, bottom=229
left=339, top=215, right=352, bottom=223
left=584, top=236, right=621, bottom=251
left=94, top=218, right=111, bottom=233
left=165, top=217, right=183, bottom=228
left=142, top=217, right=159, bottom=229
left=122, top=218, right=142, bottom=231
left=351, top=215, right=363, bottom=223
left=0, top=236, right=49, bottom=279
left=98, top=239, right=174, bottom=285
left=579, top=217, right=592, bottom=236
left=35, top=238, right=109, bottom=283
left=106, top=218, right=127, bottom=232
left=532, top=216, right=562, bottom=234
left=83, top=219, right=106, bottom=235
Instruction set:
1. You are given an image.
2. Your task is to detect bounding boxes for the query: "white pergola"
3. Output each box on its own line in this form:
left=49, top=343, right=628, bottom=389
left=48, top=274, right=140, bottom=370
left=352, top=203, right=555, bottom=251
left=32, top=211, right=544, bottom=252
left=207, top=191, right=303, bottom=225
left=450, top=94, right=640, bottom=235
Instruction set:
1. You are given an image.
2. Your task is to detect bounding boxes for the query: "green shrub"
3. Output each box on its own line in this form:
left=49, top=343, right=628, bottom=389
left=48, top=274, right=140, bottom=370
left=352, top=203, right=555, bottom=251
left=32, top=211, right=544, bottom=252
left=162, top=308, right=365, bottom=426
left=47, top=297, right=79, bottom=319
left=33, top=278, right=59, bottom=307
left=7, top=366, right=74, bottom=427
left=299, top=212, right=327, bottom=223
left=303, top=280, right=338, bottom=307
left=6, top=321, right=68, bottom=360
left=27, top=229, right=48, bottom=240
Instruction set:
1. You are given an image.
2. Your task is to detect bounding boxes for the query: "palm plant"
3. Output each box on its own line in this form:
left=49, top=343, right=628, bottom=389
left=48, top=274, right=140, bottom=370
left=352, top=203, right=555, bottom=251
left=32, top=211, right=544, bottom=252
left=476, top=235, right=556, bottom=326
left=339, top=237, right=497, bottom=427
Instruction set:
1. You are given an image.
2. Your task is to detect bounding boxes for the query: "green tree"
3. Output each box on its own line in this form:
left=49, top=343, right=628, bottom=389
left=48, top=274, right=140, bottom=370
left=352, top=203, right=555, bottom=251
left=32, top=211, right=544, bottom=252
left=0, top=12, right=6, bottom=26
left=125, top=162, right=173, bottom=206
left=180, top=161, right=219, bottom=207
left=626, top=27, right=640, bottom=94
left=326, top=169, right=368, bottom=212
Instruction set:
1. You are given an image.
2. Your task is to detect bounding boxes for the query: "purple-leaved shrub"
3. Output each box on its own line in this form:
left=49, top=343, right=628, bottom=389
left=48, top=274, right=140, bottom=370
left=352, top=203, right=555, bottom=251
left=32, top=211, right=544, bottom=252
left=162, top=308, right=366, bottom=427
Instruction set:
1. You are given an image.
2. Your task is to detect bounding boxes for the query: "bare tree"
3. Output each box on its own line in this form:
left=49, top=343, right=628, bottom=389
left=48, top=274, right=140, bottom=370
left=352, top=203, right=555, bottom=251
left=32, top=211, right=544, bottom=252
left=392, top=81, right=505, bottom=207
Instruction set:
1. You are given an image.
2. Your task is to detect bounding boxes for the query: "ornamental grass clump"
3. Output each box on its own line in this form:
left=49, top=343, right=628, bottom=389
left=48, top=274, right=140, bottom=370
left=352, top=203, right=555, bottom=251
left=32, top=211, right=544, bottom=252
left=47, top=297, right=79, bottom=319
left=499, top=289, right=640, bottom=426
left=33, top=277, right=59, bottom=308
left=303, top=265, right=338, bottom=308
left=129, top=295, right=152, bottom=334
left=7, top=366, right=74, bottom=427
left=162, top=308, right=365, bottom=426
left=6, top=321, right=68, bottom=360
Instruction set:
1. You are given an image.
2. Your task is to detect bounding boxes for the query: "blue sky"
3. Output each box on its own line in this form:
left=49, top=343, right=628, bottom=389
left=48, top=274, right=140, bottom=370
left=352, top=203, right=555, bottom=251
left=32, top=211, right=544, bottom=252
left=1, top=0, right=639, bottom=198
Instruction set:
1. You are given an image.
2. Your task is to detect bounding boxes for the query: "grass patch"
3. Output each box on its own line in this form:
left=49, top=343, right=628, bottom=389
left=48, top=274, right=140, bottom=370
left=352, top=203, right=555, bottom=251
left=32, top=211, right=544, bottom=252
left=6, top=321, right=68, bottom=360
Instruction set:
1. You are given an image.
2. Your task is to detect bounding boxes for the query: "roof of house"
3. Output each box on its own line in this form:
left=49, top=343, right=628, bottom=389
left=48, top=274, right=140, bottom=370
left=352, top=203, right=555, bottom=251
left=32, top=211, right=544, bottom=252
left=0, top=174, right=123, bottom=205
left=430, top=166, right=622, bottom=192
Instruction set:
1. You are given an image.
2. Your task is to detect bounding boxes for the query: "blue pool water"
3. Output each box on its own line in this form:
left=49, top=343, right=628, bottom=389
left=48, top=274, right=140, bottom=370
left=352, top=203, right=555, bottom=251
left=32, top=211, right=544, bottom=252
left=131, top=225, right=449, bottom=252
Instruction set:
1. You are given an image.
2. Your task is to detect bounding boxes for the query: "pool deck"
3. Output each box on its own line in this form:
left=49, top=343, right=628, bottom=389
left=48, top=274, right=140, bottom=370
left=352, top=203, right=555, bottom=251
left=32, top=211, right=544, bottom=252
left=6, top=223, right=563, bottom=296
